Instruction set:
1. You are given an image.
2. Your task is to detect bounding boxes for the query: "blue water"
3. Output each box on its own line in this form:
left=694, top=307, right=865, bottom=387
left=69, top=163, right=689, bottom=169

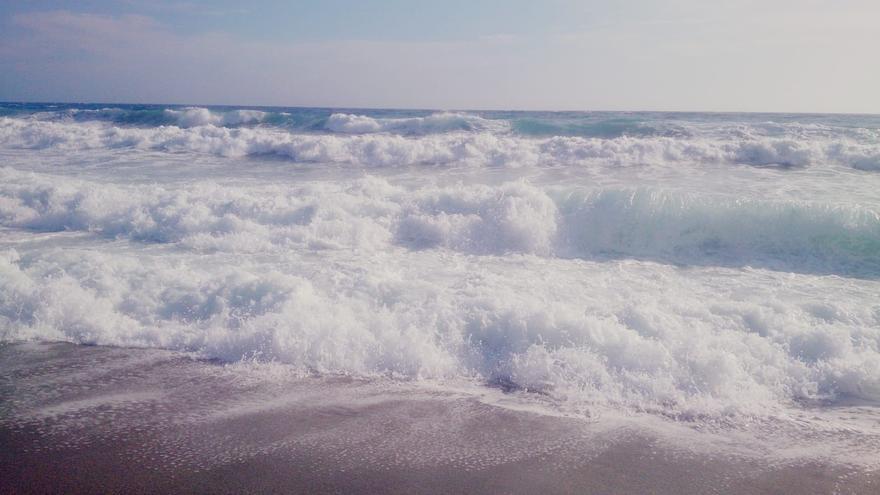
left=3, top=101, right=879, bottom=138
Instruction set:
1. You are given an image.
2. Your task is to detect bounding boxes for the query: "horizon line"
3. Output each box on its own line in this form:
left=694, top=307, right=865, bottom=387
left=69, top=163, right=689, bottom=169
left=2, top=99, right=878, bottom=118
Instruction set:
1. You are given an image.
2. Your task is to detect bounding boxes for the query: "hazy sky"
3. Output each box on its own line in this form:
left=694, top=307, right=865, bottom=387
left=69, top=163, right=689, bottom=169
left=1, top=0, right=878, bottom=112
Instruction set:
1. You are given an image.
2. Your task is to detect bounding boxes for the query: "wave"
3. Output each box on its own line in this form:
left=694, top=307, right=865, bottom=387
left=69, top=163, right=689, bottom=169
left=2, top=117, right=879, bottom=170
left=2, top=168, right=877, bottom=277
left=23, top=107, right=507, bottom=135
left=163, top=107, right=268, bottom=127
left=325, top=112, right=509, bottom=135
left=23, top=106, right=273, bottom=128
left=2, top=232, right=879, bottom=418
left=2, top=169, right=879, bottom=419
left=5, top=104, right=880, bottom=142
left=510, top=115, right=693, bottom=138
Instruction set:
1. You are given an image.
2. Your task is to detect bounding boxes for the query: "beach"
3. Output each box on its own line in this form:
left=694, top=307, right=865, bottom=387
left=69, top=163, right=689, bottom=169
left=2, top=342, right=877, bottom=494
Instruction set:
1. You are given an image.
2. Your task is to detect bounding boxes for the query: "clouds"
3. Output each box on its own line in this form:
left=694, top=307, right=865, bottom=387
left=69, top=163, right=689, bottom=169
left=0, top=10, right=537, bottom=108
left=1, top=4, right=879, bottom=112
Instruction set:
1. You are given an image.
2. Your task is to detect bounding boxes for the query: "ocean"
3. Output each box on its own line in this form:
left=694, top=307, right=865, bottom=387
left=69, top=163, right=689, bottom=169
left=1, top=103, right=879, bottom=473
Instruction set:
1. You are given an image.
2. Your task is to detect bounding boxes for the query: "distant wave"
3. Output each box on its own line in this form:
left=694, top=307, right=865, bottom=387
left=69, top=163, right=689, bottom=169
left=7, top=104, right=879, bottom=142
left=163, top=107, right=269, bottom=127
left=1, top=116, right=878, bottom=171
left=325, top=112, right=509, bottom=135
left=24, top=106, right=268, bottom=128
left=26, top=107, right=507, bottom=135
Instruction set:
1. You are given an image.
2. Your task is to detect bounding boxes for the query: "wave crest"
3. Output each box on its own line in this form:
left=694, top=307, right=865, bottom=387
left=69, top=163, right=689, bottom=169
left=2, top=169, right=877, bottom=277
left=2, top=236, right=879, bottom=417
left=163, top=107, right=268, bottom=127
left=2, top=117, right=879, bottom=171
left=324, top=112, right=509, bottom=135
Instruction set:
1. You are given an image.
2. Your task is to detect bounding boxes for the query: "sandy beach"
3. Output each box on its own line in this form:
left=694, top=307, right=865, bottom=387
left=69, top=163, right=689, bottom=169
left=1, top=342, right=876, bottom=494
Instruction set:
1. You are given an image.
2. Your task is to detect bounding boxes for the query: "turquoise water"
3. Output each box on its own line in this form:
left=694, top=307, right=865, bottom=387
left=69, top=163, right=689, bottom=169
left=3, top=101, right=879, bottom=138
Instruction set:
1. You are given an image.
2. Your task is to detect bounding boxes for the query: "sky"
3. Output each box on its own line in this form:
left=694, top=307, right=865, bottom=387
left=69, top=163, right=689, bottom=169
left=1, top=0, right=879, bottom=113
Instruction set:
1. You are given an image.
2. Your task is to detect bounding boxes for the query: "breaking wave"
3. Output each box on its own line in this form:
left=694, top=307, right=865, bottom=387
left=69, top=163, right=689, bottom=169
left=1, top=168, right=877, bottom=276
left=2, top=225, right=879, bottom=418
left=163, top=107, right=268, bottom=127
left=1, top=116, right=879, bottom=170
left=18, top=106, right=274, bottom=128
left=325, top=112, right=509, bottom=134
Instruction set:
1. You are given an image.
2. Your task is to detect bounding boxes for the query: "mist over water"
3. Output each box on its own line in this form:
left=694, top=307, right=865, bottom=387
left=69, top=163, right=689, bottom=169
left=2, top=103, right=879, bottom=441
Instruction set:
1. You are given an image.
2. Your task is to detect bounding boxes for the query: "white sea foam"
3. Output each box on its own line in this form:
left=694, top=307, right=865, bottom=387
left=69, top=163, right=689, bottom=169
left=1, top=239, right=879, bottom=419
left=2, top=169, right=879, bottom=419
left=2, top=116, right=878, bottom=170
left=325, top=112, right=510, bottom=134
left=163, top=107, right=268, bottom=127
left=2, top=168, right=876, bottom=275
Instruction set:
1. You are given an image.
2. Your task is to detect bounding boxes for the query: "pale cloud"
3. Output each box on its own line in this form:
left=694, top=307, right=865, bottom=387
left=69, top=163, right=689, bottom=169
left=1, top=11, right=543, bottom=109
left=120, top=0, right=250, bottom=17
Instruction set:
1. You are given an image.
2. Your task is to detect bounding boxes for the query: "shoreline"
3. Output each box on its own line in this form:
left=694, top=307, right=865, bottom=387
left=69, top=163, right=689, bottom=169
left=1, top=342, right=878, bottom=494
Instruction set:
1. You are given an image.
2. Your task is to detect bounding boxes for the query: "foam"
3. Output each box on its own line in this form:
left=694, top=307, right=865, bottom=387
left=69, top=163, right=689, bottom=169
left=1, top=169, right=876, bottom=276
left=2, top=105, right=879, bottom=430
left=325, top=112, right=510, bottom=135
left=2, top=238, right=879, bottom=419
left=2, top=117, right=878, bottom=170
left=163, top=107, right=268, bottom=127
left=26, top=107, right=270, bottom=128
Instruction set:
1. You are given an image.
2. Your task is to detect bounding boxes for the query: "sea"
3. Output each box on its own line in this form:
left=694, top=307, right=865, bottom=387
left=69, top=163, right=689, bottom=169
left=1, top=102, right=879, bottom=466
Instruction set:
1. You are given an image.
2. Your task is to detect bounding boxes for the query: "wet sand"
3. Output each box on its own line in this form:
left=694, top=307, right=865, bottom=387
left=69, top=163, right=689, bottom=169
left=1, top=342, right=877, bottom=494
